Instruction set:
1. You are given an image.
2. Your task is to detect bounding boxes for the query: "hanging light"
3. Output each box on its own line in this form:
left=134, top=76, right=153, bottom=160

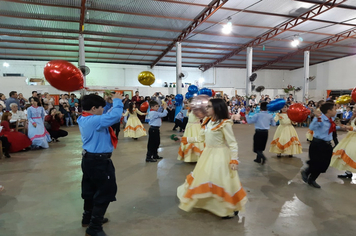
left=291, top=36, right=303, bottom=47
left=3, top=62, right=9, bottom=67
left=222, top=19, right=232, bottom=34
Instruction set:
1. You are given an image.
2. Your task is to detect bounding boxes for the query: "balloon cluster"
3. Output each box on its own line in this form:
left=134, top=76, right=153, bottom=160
left=267, top=99, right=286, bottom=112
left=190, top=95, right=210, bottom=119
left=175, top=94, right=184, bottom=104
left=43, top=60, right=84, bottom=92
left=197, top=87, right=213, bottom=97
left=287, top=103, right=310, bottom=123
left=138, top=71, right=155, bottom=86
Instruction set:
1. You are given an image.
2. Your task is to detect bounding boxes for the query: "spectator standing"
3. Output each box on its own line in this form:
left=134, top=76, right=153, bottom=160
left=5, top=91, right=20, bottom=111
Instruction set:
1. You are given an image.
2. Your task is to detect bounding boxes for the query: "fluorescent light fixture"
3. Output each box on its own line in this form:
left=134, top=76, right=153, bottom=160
left=3, top=62, right=9, bottom=67
left=222, top=21, right=232, bottom=34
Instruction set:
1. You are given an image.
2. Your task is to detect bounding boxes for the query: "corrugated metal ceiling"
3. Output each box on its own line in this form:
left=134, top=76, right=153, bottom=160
left=0, top=0, right=356, bottom=70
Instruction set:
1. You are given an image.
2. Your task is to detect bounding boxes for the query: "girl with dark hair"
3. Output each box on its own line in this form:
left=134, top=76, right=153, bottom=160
left=27, top=96, right=51, bottom=149
left=0, top=112, right=31, bottom=153
left=45, top=108, right=68, bottom=142
left=269, top=104, right=302, bottom=158
left=123, top=103, right=147, bottom=140
left=177, top=99, right=247, bottom=219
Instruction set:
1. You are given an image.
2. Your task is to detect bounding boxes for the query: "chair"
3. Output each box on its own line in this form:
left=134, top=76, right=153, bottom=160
left=16, top=120, right=27, bottom=134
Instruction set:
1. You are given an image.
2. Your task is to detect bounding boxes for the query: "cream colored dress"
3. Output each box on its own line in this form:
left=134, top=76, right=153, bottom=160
left=177, top=112, right=204, bottom=162
left=123, top=109, right=147, bottom=138
left=330, top=118, right=356, bottom=172
left=269, top=113, right=302, bottom=155
left=177, top=118, right=247, bottom=217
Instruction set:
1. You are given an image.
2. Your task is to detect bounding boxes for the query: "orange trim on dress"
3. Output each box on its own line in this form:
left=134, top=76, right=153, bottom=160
left=178, top=143, right=203, bottom=159
left=181, top=137, right=188, bottom=145
left=201, top=117, right=211, bottom=129
left=124, top=125, right=146, bottom=132
left=211, top=119, right=230, bottom=131
left=229, top=160, right=239, bottom=165
left=183, top=173, right=247, bottom=206
left=270, top=136, right=301, bottom=150
left=333, top=149, right=356, bottom=169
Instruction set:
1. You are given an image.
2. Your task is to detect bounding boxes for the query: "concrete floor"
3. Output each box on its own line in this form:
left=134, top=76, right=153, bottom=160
left=0, top=123, right=355, bottom=236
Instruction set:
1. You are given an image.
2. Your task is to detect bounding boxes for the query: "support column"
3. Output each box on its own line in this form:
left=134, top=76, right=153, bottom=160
left=303, top=51, right=310, bottom=103
left=246, top=47, right=253, bottom=97
left=176, top=42, right=182, bottom=95
left=79, top=34, right=86, bottom=88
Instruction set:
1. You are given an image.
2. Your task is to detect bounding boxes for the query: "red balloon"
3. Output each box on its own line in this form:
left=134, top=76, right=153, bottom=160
left=211, top=89, right=216, bottom=97
left=140, top=101, right=149, bottom=112
left=43, top=60, right=84, bottom=92
left=287, top=103, right=311, bottom=123
left=352, top=87, right=356, bottom=103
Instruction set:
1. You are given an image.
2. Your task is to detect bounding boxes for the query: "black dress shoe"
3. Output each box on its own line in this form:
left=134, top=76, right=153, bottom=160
left=154, top=156, right=163, bottom=159
left=221, top=216, right=234, bottom=219
left=288, top=155, right=293, bottom=158
left=234, top=211, right=239, bottom=216
left=338, top=172, right=353, bottom=178
left=82, top=218, right=109, bottom=227
left=277, top=154, right=281, bottom=158
left=146, top=158, right=157, bottom=162
left=4, top=153, right=11, bottom=158
left=253, top=159, right=261, bottom=163
left=261, top=156, right=266, bottom=165
left=308, top=180, right=321, bottom=188
left=301, top=170, right=309, bottom=183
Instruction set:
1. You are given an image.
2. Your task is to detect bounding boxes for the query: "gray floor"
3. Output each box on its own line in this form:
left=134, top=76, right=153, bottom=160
left=0, top=123, right=355, bottom=236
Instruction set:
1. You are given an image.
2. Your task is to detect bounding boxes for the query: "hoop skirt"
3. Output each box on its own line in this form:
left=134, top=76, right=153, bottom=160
left=269, top=113, right=302, bottom=155
left=27, top=106, right=51, bottom=148
left=177, top=112, right=204, bottom=162
left=330, top=118, right=356, bottom=172
left=123, top=109, right=147, bottom=138
left=177, top=119, right=247, bottom=217
left=0, top=121, right=31, bottom=152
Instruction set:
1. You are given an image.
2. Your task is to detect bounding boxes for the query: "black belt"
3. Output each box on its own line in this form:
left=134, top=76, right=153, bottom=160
left=256, top=129, right=268, bottom=132
left=150, top=126, right=160, bottom=129
left=82, top=150, right=112, bottom=158
left=312, top=138, right=332, bottom=145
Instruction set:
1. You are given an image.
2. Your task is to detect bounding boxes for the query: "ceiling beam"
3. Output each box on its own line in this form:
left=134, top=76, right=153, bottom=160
left=201, top=0, right=347, bottom=71
left=150, top=0, right=228, bottom=68
left=154, top=0, right=356, bottom=27
left=294, top=0, right=356, bottom=10
left=0, top=0, right=80, bottom=9
left=253, top=27, right=356, bottom=71
left=79, top=0, right=87, bottom=33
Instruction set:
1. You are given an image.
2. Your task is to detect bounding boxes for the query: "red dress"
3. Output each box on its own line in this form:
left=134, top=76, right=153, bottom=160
left=0, top=121, right=32, bottom=152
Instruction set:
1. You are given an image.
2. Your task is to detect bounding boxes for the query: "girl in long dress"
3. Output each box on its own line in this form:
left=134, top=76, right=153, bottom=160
left=177, top=99, right=247, bottom=218
left=330, top=108, right=356, bottom=176
left=27, top=97, right=51, bottom=149
left=177, top=102, right=204, bottom=162
left=0, top=112, right=32, bottom=152
left=269, top=105, right=302, bottom=157
left=123, top=103, right=147, bottom=140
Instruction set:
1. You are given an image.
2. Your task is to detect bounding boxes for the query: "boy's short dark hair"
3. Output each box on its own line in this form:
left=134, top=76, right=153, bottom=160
left=32, top=91, right=37, bottom=94
left=81, top=94, right=106, bottom=111
left=320, top=102, right=335, bottom=114
left=260, top=102, right=268, bottom=111
left=149, top=100, right=159, bottom=108
left=9, top=91, right=17, bottom=97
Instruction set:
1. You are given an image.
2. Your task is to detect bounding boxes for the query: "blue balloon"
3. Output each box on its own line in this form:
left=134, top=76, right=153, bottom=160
left=175, top=94, right=183, bottom=104
left=185, top=92, right=194, bottom=100
left=188, top=85, right=198, bottom=94
left=267, top=98, right=286, bottom=112
left=198, top=87, right=212, bottom=97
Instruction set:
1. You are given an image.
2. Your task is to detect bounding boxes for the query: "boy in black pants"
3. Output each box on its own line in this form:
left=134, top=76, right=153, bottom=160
left=77, top=93, right=123, bottom=236
left=146, top=101, right=168, bottom=162
left=301, top=102, right=346, bottom=188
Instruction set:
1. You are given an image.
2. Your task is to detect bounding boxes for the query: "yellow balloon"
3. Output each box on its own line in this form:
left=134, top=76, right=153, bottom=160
left=138, top=71, right=155, bottom=86
left=336, top=95, right=352, bottom=104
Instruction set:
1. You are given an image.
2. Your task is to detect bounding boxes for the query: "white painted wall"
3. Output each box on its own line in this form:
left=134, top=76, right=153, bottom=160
left=1, top=54, right=355, bottom=101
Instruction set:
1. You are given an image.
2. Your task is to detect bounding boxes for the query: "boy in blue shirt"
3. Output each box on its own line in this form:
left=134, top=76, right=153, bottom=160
left=301, top=102, right=346, bottom=188
left=246, top=102, right=276, bottom=165
left=77, top=93, right=123, bottom=236
left=146, top=100, right=168, bottom=162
